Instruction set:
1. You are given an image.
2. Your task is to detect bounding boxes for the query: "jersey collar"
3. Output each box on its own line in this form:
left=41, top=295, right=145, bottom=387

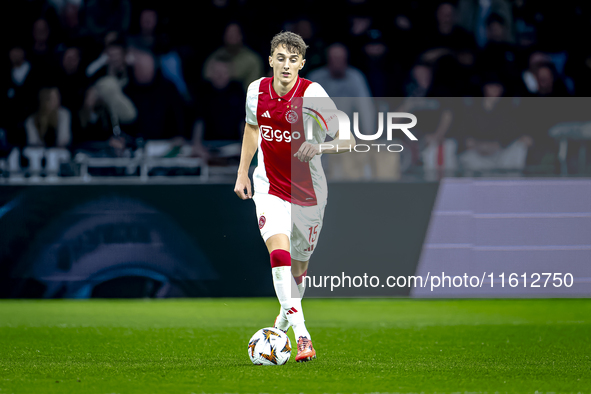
left=269, top=76, right=301, bottom=102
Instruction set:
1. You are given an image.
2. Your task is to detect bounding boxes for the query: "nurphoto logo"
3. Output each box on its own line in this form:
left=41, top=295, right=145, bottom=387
left=308, top=110, right=418, bottom=153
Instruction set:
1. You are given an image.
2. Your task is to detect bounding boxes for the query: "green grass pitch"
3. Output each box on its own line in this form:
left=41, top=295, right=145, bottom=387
left=0, top=298, right=589, bottom=393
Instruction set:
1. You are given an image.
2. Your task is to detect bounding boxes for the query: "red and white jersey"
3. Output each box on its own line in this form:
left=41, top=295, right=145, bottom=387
left=245, top=76, right=338, bottom=206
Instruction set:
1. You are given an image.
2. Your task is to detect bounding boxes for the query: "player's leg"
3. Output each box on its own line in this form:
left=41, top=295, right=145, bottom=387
left=290, top=200, right=326, bottom=300
left=265, top=234, right=310, bottom=341
left=275, top=258, right=308, bottom=330
left=289, top=255, right=316, bottom=362
left=290, top=257, right=316, bottom=361
left=252, top=193, right=309, bottom=337
left=288, top=203, right=326, bottom=362
left=268, top=233, right=292, bottom=333
left=273, top=258, right=307, bottom=338
left=252, top=194, right=289, bottom=332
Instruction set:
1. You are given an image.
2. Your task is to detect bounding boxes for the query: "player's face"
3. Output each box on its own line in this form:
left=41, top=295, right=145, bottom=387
left=269, top=45, right=305, bottom=86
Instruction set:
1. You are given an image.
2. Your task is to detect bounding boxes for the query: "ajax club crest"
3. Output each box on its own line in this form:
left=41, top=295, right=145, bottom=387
left=285, top=110, right=298, bottom=124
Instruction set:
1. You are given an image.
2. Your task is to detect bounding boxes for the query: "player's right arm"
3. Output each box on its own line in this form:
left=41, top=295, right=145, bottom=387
left=234, top=122, right=258, bottom=200
left=235, top=78, right=263, bottom=200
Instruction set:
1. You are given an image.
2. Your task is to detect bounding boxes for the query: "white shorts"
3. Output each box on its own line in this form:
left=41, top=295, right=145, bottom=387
left=252, top=192, right=326, bottom=262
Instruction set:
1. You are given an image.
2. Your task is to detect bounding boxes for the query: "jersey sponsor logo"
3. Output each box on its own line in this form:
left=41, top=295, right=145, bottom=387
left=285, top=109, right=298, bottom=124
left=258, top=215, right=266, bottom=229
left=261, top=110, right=271, bottom=118
left=260, top=125, right=301, bottom=143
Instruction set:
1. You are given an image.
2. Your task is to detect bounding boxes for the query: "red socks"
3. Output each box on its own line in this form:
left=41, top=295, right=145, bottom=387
left=270, top=249, right=291, bottom=268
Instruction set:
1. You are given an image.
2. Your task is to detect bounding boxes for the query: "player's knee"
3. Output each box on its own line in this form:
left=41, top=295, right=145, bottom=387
left=265, top=233, right=290, bottom=254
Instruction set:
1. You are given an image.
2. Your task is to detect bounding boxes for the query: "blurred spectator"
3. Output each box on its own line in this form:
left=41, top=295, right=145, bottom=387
left=486, top=12, right=509, bottom=43
left=521, top=51, right=551, bottom=95
left=128, top=7, right=169, bottom=54
left=400, top=61, right=453, bottom=170
left=203, top=23, right=263, bottom=91
left=459, top=80, right=532, bottom=172
left=81, top=0, right=131, bottom=39
left=307, top=43, right=373, bottom=98
left=123, top=48, right=185, bottom=141
left=188, top=0, right=252, bottom=61
left=307, top=42, right=375, bottom=144
left=357, top=30, right=404, bottom=97
left=1, top=43, right=42, bottom=146
left=456, top=0, right=514, bottom=47
left=56, top=46, right=87, bottom=113
left=87, top=36, right=131, bottom=88
left=404, top=62, right=433, bottom=97
left=125, top=6, right=192, bottom=104
left=29, top=18, right=55, bottom=70
left=534, top=63, right=570, bottom=97
left=522, top=52, right=571, bottom=97
left=308, top=43, right=383, bottom=180
left=51, top=0, right=83, bottom=42
left=0, top=0, right=587, bottom=177
left=126, top=7, right=191, bottom=103
left=191, top=56, right=244, bottom=162
left=292, top=18, right=325, bottom=73
left=408, top=54, right=466, bottom=169
left=137, top=8, right=159, bottom=49
left=93, top=75, right=136, bottom=127
left=478, top=13, right=521, bottom=93
left=423, top=2, right=476, bottom=52
left=72, top=85, right=128, bottom=155
left=24, top=87, right=71, bottom=148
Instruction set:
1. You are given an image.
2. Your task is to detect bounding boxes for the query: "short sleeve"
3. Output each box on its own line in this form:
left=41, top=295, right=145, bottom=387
left=303, top=82, right=339, bottom=139
left=245, top=78, right=262, bottom=126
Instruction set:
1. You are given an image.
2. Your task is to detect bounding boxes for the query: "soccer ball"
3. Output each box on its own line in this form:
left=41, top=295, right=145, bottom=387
left=247, top=327, right=291, bottom=365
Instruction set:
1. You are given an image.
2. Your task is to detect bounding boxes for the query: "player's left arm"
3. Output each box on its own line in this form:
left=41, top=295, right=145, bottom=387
left=294, top=82, right=357, bottom=162
left=293, top=130, right=356, bottom=162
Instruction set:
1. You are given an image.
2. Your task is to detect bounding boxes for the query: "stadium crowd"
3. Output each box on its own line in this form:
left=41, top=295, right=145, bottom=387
left=1, top=0, right=590, bottom=178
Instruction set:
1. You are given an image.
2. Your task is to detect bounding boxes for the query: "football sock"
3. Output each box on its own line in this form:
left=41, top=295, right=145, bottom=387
left=275, top=306, right=289, bottom=332
left=276, top=269, right=307, bottom=331
left=270, top=250, right=310, bottom=339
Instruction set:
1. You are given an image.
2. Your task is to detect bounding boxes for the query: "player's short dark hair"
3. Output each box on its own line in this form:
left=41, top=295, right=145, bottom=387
left=270, top=31, right=308, bottom=58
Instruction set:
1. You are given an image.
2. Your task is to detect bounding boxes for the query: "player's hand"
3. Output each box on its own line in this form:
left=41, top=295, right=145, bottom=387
left=294, top=142, right=320, bottom=162
left=234, top=173, right=252, bottom=200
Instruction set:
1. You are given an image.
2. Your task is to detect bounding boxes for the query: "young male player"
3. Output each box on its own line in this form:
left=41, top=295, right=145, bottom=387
left=234, top=32, right=355, bottom=362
